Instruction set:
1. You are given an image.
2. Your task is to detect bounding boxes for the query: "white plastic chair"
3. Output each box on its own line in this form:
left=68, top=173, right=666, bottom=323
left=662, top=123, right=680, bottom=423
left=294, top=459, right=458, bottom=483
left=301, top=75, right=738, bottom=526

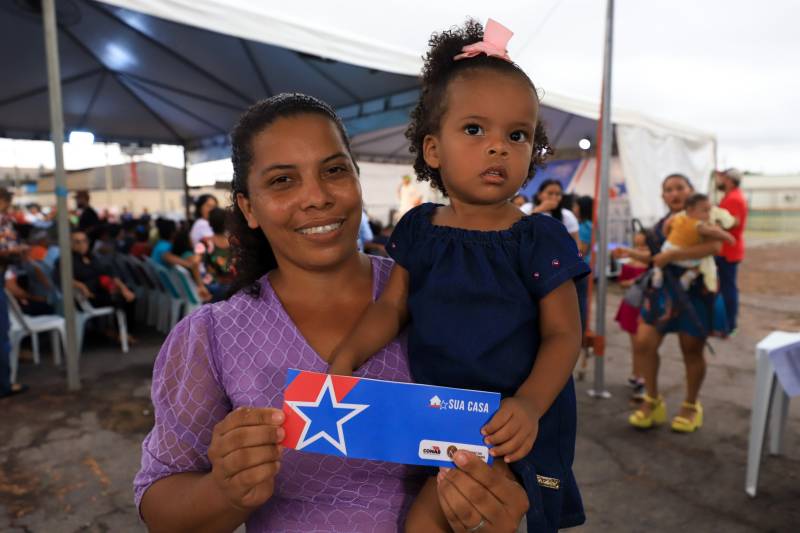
left=6, top=289, right=66, bottom=384
left=74, top=291, right=130, bottom=354
left=745, top=331, right=799, bottom=497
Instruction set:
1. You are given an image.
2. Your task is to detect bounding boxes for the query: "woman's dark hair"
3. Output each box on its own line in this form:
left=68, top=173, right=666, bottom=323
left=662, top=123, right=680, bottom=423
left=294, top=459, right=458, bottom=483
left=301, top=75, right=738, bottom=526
left=208, top=207, right=227, bottom=235
left=662, top=173, right=694, bottom=191
left=155, top=217, right=176, bottom=242
left=575, top=195, right=593, bottom=222
left=171, top=227, right=193, bottom=258
left=194, top=194, right=218, bottom=221
left=534, top=179, right=564, bottom=221
left=228, top=93, right=356, bottom=299
left=405, top=19, right=553, bottom=196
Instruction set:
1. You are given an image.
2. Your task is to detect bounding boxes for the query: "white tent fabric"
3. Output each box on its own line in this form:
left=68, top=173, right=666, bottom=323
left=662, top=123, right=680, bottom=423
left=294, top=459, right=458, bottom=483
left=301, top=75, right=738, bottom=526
left=617, top=125, right=716, bottom=225
left=99, top=0, right=717, bottom=224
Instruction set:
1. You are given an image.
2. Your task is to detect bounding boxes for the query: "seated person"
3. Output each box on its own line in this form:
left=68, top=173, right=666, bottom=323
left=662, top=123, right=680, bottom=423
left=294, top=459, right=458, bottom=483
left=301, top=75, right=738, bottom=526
left=5, top=268, right=54, bottom=316
left=55, top=229, right=136, bottom=312
left=196, top=208, right=232, bottom=302
left=652, top=193, right=735, bottom=290
left=128, top=224, right=151, bottom=259
left=151, top=218, right=211, bottom=302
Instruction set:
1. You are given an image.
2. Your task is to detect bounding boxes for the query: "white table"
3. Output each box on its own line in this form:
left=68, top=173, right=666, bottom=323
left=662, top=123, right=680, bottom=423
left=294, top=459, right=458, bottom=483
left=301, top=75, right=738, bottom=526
left=745, top=331, right=800, bottom=497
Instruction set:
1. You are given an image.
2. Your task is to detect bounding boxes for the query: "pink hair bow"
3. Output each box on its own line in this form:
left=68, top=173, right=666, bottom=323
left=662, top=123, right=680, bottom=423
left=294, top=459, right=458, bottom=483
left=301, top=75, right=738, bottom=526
left=454, top=19, right=514, bottom=63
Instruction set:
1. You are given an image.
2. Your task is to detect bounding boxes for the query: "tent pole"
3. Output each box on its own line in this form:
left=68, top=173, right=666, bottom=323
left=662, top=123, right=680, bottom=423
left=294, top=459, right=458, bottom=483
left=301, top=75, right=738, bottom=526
left=183, top=145, right=191, bottom=221
left=588, top=0, right=615, bottom=399
left=43, top=0, right=80, bottom=391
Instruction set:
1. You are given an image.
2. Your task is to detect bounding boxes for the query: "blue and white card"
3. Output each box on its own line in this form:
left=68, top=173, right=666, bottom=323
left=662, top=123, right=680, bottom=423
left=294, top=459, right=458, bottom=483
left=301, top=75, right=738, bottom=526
left=281, top=369, right=500, bottom=467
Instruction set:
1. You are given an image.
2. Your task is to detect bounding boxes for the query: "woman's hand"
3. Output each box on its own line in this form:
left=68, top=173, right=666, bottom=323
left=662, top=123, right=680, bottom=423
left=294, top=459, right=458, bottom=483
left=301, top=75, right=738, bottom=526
left=532, top=199, right=559, bottom=213
left=121, top=286, right=136, bottom=303
left=207, top=407, right=285, bottom=512
left=652, top=250, right=674, bottom=269
left=198, top=285, right=212, bottom=302
left=74, top=281, right=94, bottom=299
left=437, top=451, right=529, bottom=532
left=611, top=247, right=630, bottom=260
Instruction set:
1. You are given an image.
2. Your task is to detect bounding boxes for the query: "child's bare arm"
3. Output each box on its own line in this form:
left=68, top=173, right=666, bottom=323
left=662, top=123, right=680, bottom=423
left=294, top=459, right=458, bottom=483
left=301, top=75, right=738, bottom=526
left=482, top=280, right=582, bottom=462
left=329, top=264, right=410, bottom=374
left=697, top=223, right=736, bottom=245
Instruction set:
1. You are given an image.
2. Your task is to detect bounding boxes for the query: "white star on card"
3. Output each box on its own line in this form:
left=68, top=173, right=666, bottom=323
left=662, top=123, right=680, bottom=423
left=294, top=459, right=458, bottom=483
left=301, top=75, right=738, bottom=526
left=286, top=375, right=369, bottom=455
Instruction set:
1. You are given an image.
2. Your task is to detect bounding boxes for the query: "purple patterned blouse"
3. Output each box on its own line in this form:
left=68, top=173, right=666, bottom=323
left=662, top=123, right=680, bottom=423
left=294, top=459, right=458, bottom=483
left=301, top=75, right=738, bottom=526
left=134, top=256, right=424, bottom=532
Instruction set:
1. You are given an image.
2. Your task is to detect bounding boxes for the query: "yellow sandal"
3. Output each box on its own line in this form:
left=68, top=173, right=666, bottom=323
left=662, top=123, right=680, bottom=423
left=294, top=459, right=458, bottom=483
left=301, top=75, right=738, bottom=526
left=671, top=401, right=703, bottom=433
left=628, top=394, right=667, bottom=429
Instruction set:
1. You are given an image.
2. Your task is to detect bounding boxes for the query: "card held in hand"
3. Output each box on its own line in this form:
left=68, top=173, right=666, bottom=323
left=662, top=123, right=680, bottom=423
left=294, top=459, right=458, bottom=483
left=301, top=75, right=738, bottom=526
left=281, top=369, right=500, bottom=467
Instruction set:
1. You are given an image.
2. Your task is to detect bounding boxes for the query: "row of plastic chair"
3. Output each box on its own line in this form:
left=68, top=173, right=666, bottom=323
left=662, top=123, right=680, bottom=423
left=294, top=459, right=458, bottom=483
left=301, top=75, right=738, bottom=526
left=113, top=254, right=203, bottom=334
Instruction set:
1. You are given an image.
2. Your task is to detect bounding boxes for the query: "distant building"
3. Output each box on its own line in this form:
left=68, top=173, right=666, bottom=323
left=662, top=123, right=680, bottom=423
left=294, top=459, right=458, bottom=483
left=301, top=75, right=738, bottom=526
left=12, top=161, right=228, bottom=218
left=741, top=173, right=800, bottom=211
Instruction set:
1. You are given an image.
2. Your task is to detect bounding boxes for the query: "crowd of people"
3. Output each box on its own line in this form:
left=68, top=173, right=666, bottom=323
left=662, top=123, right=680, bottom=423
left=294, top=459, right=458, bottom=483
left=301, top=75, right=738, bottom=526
left=0, top=189, right=234, bottom=400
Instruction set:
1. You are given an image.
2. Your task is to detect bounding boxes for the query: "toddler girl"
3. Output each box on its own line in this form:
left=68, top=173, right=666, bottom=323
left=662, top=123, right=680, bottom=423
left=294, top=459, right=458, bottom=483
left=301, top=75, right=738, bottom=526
left=330, top=19, right=589, bottom=532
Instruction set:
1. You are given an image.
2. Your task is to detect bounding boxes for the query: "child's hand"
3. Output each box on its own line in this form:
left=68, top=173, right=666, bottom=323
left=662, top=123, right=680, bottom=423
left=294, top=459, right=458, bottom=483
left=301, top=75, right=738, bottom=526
left=328, top=357, right=354, bottom=376
left=481, top=397, right=539, bottom=463
left=612, top=247, right=630, bottom=259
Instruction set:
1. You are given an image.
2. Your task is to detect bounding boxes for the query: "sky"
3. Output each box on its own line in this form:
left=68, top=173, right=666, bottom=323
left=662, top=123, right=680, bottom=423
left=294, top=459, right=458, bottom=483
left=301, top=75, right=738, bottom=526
left=1, top=0, right=797, bottom=177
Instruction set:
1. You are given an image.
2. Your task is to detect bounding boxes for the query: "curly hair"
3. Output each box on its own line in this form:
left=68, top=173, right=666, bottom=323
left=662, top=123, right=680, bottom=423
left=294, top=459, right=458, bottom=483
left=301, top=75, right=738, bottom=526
left=405, top=19, right=553, bottom=196
left=227, top=93, right=356, bottom=299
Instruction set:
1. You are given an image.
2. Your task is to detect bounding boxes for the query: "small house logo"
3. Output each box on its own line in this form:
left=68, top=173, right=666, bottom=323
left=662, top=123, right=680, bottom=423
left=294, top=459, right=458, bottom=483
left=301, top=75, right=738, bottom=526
left=429, top=395, right=442, bottom=408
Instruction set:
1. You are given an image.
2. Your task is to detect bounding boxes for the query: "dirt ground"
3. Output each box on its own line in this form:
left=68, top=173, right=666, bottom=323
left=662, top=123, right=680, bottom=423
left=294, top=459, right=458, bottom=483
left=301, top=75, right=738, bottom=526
left=1, top=239, right=799, bottom=532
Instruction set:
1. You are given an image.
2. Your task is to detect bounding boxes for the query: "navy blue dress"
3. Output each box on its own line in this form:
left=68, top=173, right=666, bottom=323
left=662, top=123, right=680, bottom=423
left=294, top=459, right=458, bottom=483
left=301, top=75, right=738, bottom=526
left=387, top=203, right=590, bottom=532
left=641, top=215, right=730, bottom=338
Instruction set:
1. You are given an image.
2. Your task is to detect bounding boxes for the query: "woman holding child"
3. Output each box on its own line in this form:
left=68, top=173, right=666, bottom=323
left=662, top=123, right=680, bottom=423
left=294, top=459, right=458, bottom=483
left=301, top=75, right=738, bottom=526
left=615, top=173, right=731, bottom=433
left=135, top=92, right=531, bottom=532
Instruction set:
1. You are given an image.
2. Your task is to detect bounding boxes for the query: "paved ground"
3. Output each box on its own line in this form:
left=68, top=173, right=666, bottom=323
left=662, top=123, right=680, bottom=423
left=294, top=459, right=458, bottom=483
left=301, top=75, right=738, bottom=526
left=1, top=240, right=799, bottom=532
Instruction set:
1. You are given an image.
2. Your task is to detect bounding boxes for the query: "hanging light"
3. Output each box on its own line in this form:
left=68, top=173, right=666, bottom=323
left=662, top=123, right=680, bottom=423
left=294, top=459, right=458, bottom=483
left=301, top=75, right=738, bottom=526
left=578, top=138, right=591, bottom=151
left=69, top=130, right=95, bottom=145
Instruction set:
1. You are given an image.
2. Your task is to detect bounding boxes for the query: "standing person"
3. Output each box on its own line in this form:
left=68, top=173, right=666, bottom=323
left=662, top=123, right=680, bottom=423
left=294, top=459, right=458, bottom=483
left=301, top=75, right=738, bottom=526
left=396, top=174, right=422, bottom=221
left=714, top=168, right=748, bottom=332
left=573, top=195, right=594, bottom=265
left=613, top=230, right=650, bottom=399
left=330, top=20, right=588, bottom=532
left=618, top=174, right=730, bottom=433
left=0, top=188, right=28, bottom=398
left=75, top=190, right=100, bottom=232
left=532, top=179, right=580, bottom=244
left=189, top=194, right=218, bottom=246
left=134, top=93, right=529, bottom=532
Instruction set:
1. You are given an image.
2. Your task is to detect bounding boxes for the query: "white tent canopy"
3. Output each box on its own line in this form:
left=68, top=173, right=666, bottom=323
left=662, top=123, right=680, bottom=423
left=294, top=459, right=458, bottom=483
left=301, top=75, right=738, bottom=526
left=100, top=0, right=717, bottom=225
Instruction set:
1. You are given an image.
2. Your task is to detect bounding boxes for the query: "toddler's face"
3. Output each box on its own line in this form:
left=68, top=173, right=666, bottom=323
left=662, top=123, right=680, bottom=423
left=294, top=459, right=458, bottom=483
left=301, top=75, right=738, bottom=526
left=686, top=200, right=711, bottom=221
left=423, top=70, right=539, bottom=206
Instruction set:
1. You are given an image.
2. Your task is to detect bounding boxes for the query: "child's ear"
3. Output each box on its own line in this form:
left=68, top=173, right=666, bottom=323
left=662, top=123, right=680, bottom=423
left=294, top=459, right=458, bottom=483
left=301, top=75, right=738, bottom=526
left=422, top=134, right=441, bottom=170
left=236, top=193, right=260, bottom=230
